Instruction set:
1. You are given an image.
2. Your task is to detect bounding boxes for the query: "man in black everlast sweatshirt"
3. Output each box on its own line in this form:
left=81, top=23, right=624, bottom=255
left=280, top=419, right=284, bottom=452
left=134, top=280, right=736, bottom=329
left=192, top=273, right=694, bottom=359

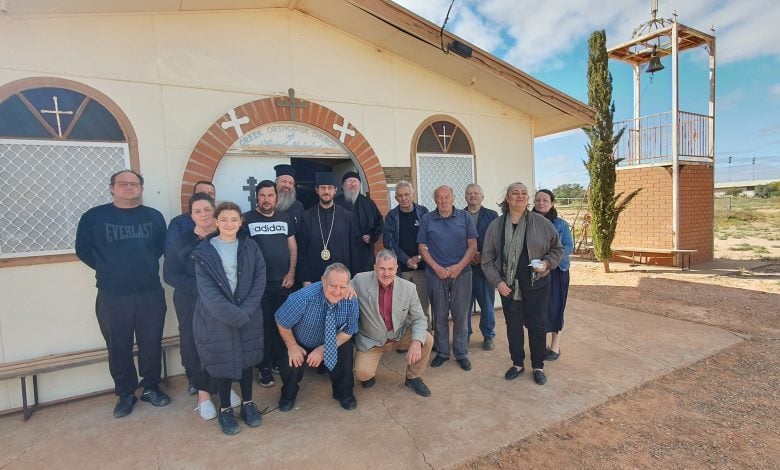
left=76, top=170, right=170, bottom=418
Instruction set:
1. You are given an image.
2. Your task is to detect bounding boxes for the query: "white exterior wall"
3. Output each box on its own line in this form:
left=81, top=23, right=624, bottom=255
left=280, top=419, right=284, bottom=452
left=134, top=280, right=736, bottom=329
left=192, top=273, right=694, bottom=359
left=0, top=9, right=532, bottom=411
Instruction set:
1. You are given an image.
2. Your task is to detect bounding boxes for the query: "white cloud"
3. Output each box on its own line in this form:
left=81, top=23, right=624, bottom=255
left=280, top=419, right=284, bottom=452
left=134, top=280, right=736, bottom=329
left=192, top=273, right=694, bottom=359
left=771, top=83, right=780, bottom=96
left=397, top=0, right=780, bottom=71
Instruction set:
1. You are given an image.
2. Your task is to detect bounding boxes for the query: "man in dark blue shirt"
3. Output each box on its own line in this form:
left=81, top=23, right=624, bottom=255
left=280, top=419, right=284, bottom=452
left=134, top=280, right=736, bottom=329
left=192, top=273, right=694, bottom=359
left=75, top=170, right=170, bottom=418
left=418, top=186, right=477, bottom=371
left=464, top=183, right=499, bottom=351
left=275, top=263, right=359, bottom=412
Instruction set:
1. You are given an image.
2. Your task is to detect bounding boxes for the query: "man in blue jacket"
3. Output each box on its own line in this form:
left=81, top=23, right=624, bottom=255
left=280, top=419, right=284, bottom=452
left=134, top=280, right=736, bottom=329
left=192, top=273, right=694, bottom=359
left=382, top=180, right=430, bottom=330
left=465, top=183, right=499, bottom=351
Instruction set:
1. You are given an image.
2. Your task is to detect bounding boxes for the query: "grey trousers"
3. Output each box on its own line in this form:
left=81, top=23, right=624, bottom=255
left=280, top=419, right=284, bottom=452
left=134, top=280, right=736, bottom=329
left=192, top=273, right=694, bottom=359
left=400, top=269, right=431, bottom=331
left=426, top=268, right=472, bottom=360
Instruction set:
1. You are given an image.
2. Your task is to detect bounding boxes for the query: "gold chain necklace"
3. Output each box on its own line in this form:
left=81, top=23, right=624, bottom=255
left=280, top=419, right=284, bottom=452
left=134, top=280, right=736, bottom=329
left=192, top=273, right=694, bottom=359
left=317, top=205, right=336, bottom=260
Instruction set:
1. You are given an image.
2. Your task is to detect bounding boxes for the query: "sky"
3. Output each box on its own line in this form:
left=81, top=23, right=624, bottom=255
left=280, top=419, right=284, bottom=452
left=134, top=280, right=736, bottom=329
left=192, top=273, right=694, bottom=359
left=396, top=0, right=780, bottom=188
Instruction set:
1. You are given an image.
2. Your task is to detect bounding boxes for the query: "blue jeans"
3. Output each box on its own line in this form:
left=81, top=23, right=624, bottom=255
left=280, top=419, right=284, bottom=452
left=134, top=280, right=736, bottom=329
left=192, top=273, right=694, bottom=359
left=468, top=267, right=496, bottom=339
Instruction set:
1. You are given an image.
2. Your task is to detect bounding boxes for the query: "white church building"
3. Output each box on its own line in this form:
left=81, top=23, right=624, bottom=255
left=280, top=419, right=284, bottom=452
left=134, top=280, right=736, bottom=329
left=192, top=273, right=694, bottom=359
left=0, top=0, right=593, bottom=412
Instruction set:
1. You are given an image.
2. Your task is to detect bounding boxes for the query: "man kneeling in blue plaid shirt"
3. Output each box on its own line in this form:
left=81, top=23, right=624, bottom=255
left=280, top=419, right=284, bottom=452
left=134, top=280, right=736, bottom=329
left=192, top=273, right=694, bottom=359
left=275, top=263, right=360, bottom=412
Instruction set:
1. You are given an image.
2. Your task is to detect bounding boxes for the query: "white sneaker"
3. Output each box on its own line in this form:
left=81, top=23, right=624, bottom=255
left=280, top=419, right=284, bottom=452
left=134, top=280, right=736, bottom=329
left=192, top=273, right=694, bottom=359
left=230, top=389, right=241, bottom=408
left=196, top=399, right=217, bottom=420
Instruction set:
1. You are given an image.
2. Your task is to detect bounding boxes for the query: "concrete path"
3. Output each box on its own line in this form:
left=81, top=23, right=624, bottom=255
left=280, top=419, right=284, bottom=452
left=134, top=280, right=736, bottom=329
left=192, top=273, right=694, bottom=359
left=0, top=299, right=741, bottom=469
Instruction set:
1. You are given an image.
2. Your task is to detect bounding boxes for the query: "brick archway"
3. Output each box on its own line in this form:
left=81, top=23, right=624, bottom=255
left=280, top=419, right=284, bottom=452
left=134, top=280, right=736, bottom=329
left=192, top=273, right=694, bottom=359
left=181, top=97, right=388, bottom=213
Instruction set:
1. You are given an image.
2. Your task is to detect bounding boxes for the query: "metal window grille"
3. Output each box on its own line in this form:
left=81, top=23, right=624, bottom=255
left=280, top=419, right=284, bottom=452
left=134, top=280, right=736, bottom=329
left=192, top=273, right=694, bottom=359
left=416, top=153, right=475, bottom=210
left=0, top=139, right=129, bottom=258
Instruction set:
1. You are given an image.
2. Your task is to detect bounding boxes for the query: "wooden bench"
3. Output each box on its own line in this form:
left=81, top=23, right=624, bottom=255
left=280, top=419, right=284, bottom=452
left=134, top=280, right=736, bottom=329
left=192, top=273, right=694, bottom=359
left=0, top=336, right=180, bottom=421
left=612, top=247, right=698, bottom=270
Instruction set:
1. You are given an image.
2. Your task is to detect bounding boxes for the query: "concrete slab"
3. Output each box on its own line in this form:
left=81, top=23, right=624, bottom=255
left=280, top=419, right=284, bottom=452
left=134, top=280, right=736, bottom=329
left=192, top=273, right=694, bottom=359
left=0, top=299, right=742, bottom=469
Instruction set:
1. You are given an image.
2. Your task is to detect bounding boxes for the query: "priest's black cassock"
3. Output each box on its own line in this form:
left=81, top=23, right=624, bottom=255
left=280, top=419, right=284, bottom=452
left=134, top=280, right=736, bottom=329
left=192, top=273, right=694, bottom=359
left=281, top=199, right=305, bottom=234
left=297, top=203, right=359, bottom=283
left=334, top=193, right=382, bottom=273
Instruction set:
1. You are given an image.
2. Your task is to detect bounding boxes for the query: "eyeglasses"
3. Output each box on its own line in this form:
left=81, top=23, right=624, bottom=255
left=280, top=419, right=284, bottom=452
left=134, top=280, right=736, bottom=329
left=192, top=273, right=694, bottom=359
left=114, top=182, right=141, bottom=188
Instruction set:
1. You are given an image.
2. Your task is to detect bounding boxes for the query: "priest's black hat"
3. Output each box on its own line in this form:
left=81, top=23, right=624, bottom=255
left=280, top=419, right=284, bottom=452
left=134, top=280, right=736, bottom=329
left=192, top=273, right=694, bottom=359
left=342, top=171, right=361, bottom=183
left=274, top=164, right=296, bottom=178
left=315, top=171, right=336, bottom=186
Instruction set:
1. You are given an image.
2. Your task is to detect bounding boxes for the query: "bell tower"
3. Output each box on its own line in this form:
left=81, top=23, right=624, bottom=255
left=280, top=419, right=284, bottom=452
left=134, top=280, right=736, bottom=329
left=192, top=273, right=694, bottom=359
left=607, top=1, right=716, bottom=266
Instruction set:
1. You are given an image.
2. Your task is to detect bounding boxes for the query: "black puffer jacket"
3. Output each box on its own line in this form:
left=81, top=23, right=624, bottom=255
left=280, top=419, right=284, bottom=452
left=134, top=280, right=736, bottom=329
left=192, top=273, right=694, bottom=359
left=192, top=234, right=266, bottom=380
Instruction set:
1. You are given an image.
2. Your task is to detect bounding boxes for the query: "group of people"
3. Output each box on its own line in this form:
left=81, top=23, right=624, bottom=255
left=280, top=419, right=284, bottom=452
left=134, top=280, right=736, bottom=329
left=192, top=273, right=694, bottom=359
left=75, top=165, right=573, bottom=436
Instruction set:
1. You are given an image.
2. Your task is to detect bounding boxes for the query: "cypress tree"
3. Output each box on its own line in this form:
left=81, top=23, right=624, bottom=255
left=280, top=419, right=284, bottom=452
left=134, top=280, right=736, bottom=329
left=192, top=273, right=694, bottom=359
left=584, top=30, right=641, bottom=272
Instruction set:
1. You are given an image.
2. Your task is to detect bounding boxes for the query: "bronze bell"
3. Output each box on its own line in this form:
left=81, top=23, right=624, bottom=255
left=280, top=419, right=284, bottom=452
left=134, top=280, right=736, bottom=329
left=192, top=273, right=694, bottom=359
left=646, top=46, right=664, bottom=74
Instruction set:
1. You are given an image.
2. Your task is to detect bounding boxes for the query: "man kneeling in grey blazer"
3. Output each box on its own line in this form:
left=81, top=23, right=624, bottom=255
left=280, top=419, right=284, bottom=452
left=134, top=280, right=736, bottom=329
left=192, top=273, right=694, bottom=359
left=352, top=249, right=434, bottom=397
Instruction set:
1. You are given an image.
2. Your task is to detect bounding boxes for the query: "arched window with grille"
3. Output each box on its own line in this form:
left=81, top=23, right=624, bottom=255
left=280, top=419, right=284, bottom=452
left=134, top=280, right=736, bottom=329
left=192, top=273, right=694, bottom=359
left=413, top=117, right=475, bottom=210
left=0, top=78, right=136, bottom=263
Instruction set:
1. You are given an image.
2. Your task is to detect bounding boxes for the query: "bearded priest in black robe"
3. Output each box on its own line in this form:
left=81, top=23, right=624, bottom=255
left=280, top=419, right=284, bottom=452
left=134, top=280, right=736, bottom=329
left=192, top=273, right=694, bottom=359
left=334, top=171, right=383, bottom=273
left=298, top=171, right=359, bottom=284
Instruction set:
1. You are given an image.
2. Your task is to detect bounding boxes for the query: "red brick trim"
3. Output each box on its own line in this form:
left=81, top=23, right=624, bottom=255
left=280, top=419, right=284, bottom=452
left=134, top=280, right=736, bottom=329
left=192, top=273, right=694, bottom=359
left=182, top=98, right=388, bottom=214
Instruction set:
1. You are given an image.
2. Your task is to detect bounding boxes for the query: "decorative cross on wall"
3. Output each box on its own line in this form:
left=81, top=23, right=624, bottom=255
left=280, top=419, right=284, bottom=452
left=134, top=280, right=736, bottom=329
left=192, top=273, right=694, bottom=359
left=243, top=176, right=258, bottom=210
left=40, top=96, right=73, bottom=137
left=221, top=108, right=249, bottom=138
left=437, top=124, right=451, bottom=150
left=275, top=88, right=306, bottom=122
left=332, top=118, right=356, bottom=143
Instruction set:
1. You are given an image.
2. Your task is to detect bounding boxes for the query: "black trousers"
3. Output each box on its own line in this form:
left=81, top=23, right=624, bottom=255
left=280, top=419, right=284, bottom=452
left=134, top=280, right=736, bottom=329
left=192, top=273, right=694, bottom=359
left=172, top=290, right=215, bottom=393
left=216, top=367, right=253, bottom=409
left=279, top=341, right=354, bottom=402
left=501, top=282, right=550, bottom=370
left=96, top=287, right=166, bottom=396
left=257, top=281, right=290, bottom=370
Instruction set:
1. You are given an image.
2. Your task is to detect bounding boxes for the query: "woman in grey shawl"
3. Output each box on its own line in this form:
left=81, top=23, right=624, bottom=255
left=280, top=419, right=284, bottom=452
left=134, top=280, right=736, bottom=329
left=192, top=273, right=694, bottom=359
left=481, top=183, right=563, bottom=385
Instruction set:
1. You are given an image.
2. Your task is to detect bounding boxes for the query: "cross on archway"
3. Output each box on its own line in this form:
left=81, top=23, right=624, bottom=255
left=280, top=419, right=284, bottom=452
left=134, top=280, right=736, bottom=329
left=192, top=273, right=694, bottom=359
left=243, top=176, right=258, bottom=210
left=332, top=117, right=356, bottom=143
left=221, top=108, right=249, bottom=138
left=40, top=96, right=73, bottom=137
left=275, top=88, right=306, bottom=122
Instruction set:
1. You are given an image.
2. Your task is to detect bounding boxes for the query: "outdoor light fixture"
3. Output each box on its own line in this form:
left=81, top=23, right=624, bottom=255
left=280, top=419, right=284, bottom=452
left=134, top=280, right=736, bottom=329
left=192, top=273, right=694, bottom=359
left=646, top=45, right=664, bottom=74
left=448, top=40, right=473, bottom=58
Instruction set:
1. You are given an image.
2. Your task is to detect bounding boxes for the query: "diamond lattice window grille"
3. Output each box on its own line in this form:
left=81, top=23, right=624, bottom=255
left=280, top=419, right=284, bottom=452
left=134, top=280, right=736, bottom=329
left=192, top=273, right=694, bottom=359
left=0, top=139, right=129, bottom=258
left=416, top=153, right=475, bottom=211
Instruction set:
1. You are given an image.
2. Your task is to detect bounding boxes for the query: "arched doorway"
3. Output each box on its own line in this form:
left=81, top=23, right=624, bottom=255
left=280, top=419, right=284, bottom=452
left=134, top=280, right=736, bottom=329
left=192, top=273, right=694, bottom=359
left=181, top=91, right=388, bottom=214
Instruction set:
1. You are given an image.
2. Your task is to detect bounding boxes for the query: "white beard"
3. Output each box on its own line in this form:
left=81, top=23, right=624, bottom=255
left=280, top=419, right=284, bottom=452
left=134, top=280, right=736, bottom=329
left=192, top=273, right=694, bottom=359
left=276, top=187, right=297, bottom=212
left=344, top=189, right=359, bottom=205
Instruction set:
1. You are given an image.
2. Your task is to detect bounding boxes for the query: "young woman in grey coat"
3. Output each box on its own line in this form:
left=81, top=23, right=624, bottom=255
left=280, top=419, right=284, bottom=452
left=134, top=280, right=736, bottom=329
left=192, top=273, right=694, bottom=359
left=193, top=202, right=266, bottom=435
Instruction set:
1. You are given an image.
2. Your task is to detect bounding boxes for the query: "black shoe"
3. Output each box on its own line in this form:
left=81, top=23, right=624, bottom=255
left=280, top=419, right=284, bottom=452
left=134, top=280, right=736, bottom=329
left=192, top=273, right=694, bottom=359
left=113, top=395, right=137, bottom=418
left=457, top=358, right=472, bottom=371
left=257, top=368, right=275, bottom=388
left=271, top=363, right=280, bottom=375
left=337, top=396, right=357, bottom=411
left=430, top=356, right=448, bottom=368
left=141, top=385, right=170, bottom=407
left=278, top=399, right=295, bottom=412
left=187, top=378, right=198, bottom=395
left=545, top=349, right=560, bottom=361
left=482, top=338, right=495, bottom=351
left=533, top=369, right=547, bottom=385
left=404, top=378, right=431, bottom=397
left=218, top=408, right=240, bottom=435
left=505, top=365, right=525, bottom=380
left=361, top=377, right=376, bottom=389
left=239, top=402, right=262, bottom=427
